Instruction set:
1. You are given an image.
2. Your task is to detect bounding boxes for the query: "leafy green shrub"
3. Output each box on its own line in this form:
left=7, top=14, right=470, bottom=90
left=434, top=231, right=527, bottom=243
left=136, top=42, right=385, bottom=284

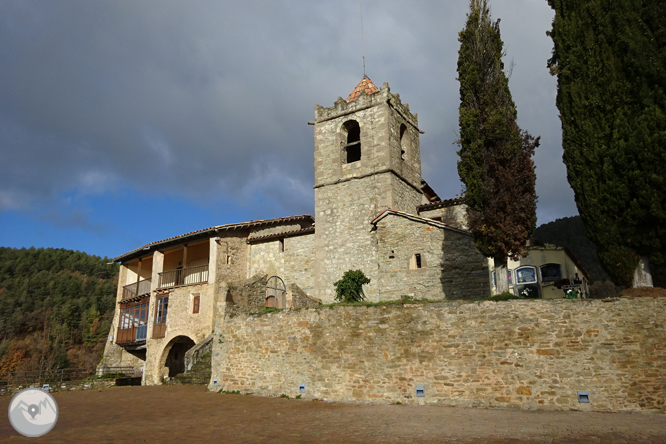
left=97, top=372, right=129, bottom=379
left=334, top=270, right=371, bottom=302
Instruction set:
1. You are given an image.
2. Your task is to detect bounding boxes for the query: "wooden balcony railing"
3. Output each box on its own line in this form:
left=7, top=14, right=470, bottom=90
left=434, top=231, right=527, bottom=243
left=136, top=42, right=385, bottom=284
left=122, top=278, right=152, bottom=301
left=158, top=264, right=208, bottom=289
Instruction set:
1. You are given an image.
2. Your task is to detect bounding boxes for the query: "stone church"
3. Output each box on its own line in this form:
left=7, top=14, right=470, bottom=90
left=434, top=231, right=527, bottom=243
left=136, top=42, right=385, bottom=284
left=100, top=77, right=490, bottom=384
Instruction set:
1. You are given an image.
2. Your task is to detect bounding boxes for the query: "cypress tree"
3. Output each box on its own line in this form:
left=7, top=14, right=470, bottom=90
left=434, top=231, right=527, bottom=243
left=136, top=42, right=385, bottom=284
left=457, top=0, right=539, bottom=293
left=547, top=0, right=666, bottom=287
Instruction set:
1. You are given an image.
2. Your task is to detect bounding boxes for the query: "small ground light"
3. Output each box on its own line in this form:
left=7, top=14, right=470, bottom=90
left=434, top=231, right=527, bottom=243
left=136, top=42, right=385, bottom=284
left=42, top=384, right=50, bottom=392
left=299, top=384, right=305, bottom=393
left=577, top=391, right=589, bottom=403
left=213, top=379, right=218, bottom=387
left=416, top=386, right=425, bottom=397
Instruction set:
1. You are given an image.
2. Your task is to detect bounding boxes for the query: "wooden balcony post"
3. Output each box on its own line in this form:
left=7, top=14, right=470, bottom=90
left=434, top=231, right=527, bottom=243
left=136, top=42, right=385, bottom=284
left=135, top=259, right=142, bottom=297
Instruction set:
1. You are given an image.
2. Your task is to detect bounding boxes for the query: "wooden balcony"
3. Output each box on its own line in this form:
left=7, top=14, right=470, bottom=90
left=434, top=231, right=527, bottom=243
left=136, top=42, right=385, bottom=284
left=122, top=278, right=152, bottom=301
left=116, top=325, right=148, bottom=344
left=158, top=264, right=208, bottom=289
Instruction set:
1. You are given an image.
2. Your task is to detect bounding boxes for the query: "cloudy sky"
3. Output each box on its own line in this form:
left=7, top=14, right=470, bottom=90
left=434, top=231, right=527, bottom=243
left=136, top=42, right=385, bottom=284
left=0, top=0, right=576, bottom=259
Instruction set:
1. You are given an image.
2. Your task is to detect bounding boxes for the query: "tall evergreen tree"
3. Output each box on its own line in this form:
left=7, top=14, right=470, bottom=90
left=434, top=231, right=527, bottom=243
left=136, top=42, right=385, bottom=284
left=547, top=0, right=666, bottom=288
left=457, top=0, right=539, bottom=293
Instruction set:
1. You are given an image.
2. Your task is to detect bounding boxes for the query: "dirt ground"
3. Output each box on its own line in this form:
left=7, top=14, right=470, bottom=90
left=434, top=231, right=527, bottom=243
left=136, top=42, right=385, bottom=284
left=1, top=385, right=665, bottom=443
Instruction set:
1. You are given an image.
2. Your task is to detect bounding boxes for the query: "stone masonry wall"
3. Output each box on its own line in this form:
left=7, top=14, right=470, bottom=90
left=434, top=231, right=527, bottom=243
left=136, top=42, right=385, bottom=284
left=419, top=203, right=468, bottom=230
left=249, top=233, right=316, bottom=297
left=376, top=216, right=489, bottom=300
left=211, top=298, right=666, bottom=413
left=283, top=234, right=316, bottom=297
left=226, top=275, right=269, bottom=315
left=314, top=176, right=385, bottom=303
left=144, top=282, right=214, bottom=385
left=389, top=173, right=421, bottom=215
left=289, top=283, right=322, bottom=309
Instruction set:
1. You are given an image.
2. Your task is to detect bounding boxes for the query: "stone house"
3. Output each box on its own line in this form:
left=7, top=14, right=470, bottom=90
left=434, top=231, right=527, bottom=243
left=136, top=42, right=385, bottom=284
left=99, top=77, right=490, bottom=384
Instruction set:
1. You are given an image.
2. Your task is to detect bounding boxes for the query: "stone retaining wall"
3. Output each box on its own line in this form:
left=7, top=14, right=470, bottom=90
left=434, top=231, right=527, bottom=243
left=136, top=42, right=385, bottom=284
left=211, top=297, right=665, bottom=412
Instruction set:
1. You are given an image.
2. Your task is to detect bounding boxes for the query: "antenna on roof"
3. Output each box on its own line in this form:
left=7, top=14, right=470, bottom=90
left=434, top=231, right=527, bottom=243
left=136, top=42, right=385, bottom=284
left=360, top=0, right=366, bottom=77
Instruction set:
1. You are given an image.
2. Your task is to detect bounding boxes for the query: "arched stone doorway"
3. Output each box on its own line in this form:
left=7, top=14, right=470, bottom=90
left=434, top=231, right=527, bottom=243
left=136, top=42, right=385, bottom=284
left=162, top=335, right=196, bottom=377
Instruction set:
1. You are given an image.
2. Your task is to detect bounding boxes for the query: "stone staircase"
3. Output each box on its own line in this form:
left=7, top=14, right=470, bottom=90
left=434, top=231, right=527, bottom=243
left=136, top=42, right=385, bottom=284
left=167, top=352, right=211, bottom=385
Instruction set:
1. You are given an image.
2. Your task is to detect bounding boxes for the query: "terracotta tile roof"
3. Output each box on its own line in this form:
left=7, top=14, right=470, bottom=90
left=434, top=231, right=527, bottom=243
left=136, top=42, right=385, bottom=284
left=115, top=214, right=314, bottom=262
left=370, top=208, right=471, bottom=235
left=247, top=226, right=315, bottom=243
left=420, top=179, right=441, bottom=203
left=346, top=76, right=380, bottom=102
left=417, top=196, right=465, bottom=212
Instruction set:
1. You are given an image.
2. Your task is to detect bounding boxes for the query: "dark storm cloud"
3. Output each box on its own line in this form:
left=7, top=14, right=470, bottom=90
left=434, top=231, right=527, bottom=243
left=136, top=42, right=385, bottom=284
left=0, top=0, right=576, bottom=224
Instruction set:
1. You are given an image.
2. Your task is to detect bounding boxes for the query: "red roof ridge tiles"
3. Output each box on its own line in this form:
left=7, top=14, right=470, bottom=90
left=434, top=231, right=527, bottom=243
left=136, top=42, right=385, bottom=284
left=247, top=226, right=315, bottom=243
left=346, top=76, right=380, bottom=102
left=115, top=214, right=314, bottom=261
left=370, top=208, right=471, bottom=235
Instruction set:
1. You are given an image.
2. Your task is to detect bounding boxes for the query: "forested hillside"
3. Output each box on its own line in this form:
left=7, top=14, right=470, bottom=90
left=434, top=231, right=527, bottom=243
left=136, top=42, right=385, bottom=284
left=533, top=216, right=609, bottom=283
left=0, top=247, right=118, bottom=374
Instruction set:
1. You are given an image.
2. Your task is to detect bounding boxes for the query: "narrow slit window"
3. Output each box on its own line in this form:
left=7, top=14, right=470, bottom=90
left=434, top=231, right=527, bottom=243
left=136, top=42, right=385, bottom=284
left=409, top=253, right=425, bottom=270
left=192, top=295, right=200, bottom=314
left=279, top=239, right=284, bottom=253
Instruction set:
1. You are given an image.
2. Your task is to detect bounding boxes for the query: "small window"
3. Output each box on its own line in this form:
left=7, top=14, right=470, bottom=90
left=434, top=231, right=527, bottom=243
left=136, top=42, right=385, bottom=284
left=409, top=253, right=424, bottom=270
left=540, top=263, right=562, bottom=283
left=342, top=120, right=361, bottom=163
left=492, top=271, right=496, bottom=287
left=279, top=239, right=284, bottom=253
left=399, top=124, right=407, bottom=160
left=192, top=295, right=200, bottom=314
left=515, top=266, right=538, bottom=284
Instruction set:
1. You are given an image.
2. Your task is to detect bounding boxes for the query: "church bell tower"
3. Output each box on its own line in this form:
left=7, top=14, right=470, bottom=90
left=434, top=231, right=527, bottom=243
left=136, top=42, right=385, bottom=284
left=312, top=77, right=424, bottom=302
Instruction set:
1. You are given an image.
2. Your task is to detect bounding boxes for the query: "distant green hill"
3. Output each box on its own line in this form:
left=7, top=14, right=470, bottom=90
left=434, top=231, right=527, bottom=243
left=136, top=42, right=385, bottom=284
left=0, top=247, right=118, bottom=373
left=533, top=216, right=610, bottom=283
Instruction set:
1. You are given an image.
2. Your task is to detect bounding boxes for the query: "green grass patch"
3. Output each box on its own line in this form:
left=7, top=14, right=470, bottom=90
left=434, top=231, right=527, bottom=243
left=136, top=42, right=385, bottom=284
left=218, top=389, right=241, bottom=395
left=321, top=295, right=438, bottom=309
left=484, top=292, right=523, bottom=301
left=253, top=307, right=283, bottom=315
left=88, top=372, right=129, bottom=380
